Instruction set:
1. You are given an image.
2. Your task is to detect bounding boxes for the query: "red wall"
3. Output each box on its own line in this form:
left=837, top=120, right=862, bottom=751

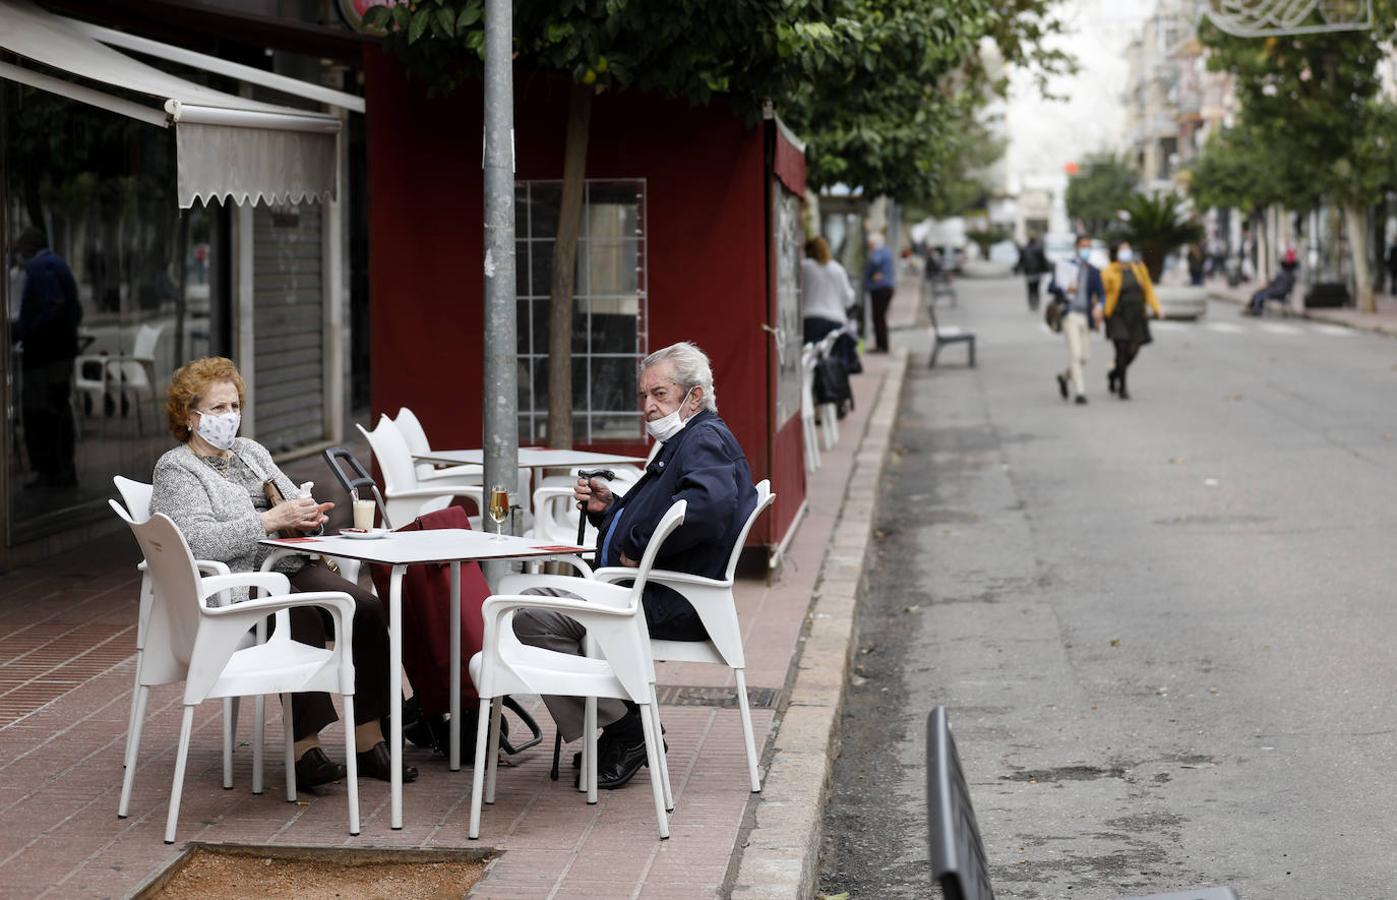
left=364, top=51, right=803, bottom=545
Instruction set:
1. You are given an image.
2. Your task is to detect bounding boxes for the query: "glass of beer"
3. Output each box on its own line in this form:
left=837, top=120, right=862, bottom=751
left=488, top=485, right=510, bottom=540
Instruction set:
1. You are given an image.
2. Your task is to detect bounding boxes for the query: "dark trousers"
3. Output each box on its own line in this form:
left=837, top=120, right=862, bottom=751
left=282, top=561, right=392, bottom=742
left=1026, top=277, right=1042, bottom=310
left=869, top=286, right=894, bottom=352
left=1112, top=340, right=1139, bottom=389
left=21, top=360, right=76, bottom=485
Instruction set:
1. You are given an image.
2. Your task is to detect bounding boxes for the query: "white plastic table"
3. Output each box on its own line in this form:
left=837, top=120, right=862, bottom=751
left=411, top=447, right=645, bottom=470
left=261, top=529, right=585, bottom=830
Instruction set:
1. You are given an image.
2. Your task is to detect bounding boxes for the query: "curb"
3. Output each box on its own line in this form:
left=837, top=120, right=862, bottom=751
left=1208, top=288, right=1397, bottom=339
left=728, top=347, right=909, bottom=899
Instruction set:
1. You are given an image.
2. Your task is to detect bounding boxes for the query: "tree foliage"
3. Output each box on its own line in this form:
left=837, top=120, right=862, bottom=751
left=1117, top=192, right=1203, bottom=282
left=1065, top=153, right=1137, bottom=235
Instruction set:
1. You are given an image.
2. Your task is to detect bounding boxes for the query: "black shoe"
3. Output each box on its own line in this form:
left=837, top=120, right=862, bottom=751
left=1118, top=387, right=1130, bottom=400
left=294, top=747, right=346, bottom=788
left=591, top=733, right=650, bottom=790
left=356, top=740, right=418, bottom=783
left=1074, top=395, right=1088, bottom=405
left=1056, top=374, right=1069, bottom=400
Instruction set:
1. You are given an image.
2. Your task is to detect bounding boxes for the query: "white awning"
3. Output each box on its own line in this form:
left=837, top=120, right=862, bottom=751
left=0, top=0, right=358, bottom=208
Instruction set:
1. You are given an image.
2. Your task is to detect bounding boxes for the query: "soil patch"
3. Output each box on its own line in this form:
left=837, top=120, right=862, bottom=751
left=142, top=845, right=490, bottom=900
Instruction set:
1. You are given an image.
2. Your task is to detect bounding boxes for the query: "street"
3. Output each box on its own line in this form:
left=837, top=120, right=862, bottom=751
left=819, top=275, right=1397, bottom=899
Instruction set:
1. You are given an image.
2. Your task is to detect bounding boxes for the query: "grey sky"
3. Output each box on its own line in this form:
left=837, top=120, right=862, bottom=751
left=1005, top=0, right=1156, bottom=184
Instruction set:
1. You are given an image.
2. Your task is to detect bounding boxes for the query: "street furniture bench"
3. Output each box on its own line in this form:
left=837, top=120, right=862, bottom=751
left=927, top=302, right=975, bottom=369
left=925, top=707, right=1239, bottom=900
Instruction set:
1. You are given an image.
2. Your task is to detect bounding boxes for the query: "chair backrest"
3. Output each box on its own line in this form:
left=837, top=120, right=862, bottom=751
left=393, top=407, right=431, bottom=455
left=112, top=505, right=204, bottom=677
left=722, top=480, right=774, bottom=582
left=926, top=706, right=994, bottom=900
left=113, top=476, right=153, bottom=522
left=624, top=499, right=687, bottom=609
left=131, top=322, right=163, bottom=360
left=357, top=415, right=417, bottom=494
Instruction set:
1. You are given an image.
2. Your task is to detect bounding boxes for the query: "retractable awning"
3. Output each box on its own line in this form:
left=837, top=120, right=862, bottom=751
left=0, top=0, right=362, bottom=208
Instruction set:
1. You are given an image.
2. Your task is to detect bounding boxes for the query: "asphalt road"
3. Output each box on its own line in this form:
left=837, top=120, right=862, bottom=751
left=818, top=277, right=1397, bottom=900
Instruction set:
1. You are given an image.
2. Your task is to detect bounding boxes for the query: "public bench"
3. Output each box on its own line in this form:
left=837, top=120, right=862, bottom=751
left=925, top=706, right=1239, bottom=900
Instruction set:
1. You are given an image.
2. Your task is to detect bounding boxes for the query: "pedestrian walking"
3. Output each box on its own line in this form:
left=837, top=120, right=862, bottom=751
left=863, top=231, right=895, bottom=353
left=1101, top=240, right=1162, bottom=401
left=1016, top=232, right=1050, bottom=311
left=1049, top=234, right=1104, bottom=405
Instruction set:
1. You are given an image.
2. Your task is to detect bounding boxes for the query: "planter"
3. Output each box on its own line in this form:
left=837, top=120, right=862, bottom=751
left=1156, top=285, right=1208, bottom=320
left=960, top=260, right=1014, bottom=279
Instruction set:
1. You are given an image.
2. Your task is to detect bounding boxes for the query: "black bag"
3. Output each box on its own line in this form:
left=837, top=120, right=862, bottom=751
left=1044, top=297, right=1067, bottom=333
left=813, top=356, right=854, bottom=418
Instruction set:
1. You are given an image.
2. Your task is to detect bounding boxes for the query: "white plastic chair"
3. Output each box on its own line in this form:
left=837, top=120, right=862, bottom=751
left=594, top=481, right=775, bottom=793
left=357, top=415, right=483, bottom=529
left=467, top=500, right=689, bottom=841
left=814, top=331, right=841, bottom=450
left=108, top=322, right=165, bottom=433
left=73, top=352, right=112, bottom=418
left=800, top=344, right=821, bottom=472
left=393, top=407, right=482, bottom=484
left=112, top=477, right=242, bottom=789
left=113, top=506, right=360, bottom=844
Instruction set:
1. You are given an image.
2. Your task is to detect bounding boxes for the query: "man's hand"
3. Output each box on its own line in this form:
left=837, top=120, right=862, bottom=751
left=575, top=476, right=615, bottom=517
left=619, top=551, right=639, bottom=568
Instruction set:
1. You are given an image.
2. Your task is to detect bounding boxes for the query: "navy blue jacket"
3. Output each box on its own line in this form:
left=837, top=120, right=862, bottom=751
left=590, top=409, right=756, bottom=634
left=18, top=250, right=81, bottom=368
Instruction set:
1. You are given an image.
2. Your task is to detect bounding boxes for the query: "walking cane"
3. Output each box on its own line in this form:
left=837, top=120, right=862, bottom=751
left=548, top=468, right=617, bottom=781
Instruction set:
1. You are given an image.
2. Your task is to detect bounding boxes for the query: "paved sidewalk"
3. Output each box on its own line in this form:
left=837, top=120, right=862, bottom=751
left=0, top=353, right=898, bottom=898
left=1209, top=278, right=1397, bottom=337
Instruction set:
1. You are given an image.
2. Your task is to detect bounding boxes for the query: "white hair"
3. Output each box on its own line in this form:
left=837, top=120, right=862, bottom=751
left=641, top=341, right=717, bottom=412
left=868, top=231, right=886, bottom=249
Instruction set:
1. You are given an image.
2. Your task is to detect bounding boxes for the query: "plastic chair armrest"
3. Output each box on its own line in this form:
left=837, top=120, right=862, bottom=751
left=388, top=486, right=480, bottom=499
left=492, top=574, right=628, bottom=608
left=259, top=548, right=311, bottom=571
left=199, top=571, right=292, bottom=603
left=481, top=593, right=631, bottom=623
left=420, top=465, right=482, bottom=481
left=195, top=560, right=232, bottom=576
left=204, top=589, right=355, bottom=620
left=642, top=570, right=730, bottom=590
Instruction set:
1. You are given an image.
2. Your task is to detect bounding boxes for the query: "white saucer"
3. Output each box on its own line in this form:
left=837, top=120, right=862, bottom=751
left=339, top=528, right=390, bottom=540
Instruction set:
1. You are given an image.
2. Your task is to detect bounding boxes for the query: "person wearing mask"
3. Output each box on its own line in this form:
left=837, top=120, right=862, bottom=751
left=1049, top=235, right=1104, bottom=405
left=1101, top=241, right=1163, bottom=401
left=511, top=342, right=757, bottom=789
left=862, top=232, right=895, bottom=353
left=151, top=356, right=416, bottom=790
left=1016, top=233, right=1050, bottom=311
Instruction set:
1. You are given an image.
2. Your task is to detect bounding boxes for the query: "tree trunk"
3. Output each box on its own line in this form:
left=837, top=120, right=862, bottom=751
left=1344, top=203, right=1374, bottom=313
left=546, top=84, right=592, bottom=448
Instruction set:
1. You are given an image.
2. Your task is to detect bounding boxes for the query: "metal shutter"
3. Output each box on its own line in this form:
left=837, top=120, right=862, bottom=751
left=253, top=204, right=324, bottom=453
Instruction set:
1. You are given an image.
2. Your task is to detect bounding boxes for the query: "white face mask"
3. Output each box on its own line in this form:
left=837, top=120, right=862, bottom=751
left=645, top=387, right=695, bottom=443
left=194, top=409, right=241, bottom=450
left=1118, top=248, right=1135, bottom=263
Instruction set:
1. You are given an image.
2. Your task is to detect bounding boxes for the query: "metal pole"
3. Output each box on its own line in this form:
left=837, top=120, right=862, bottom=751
left=482, top=0, right=518, bottom=584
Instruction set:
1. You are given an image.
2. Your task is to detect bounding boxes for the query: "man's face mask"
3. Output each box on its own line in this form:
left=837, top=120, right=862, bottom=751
left=645, top=387, right=695, bottom=443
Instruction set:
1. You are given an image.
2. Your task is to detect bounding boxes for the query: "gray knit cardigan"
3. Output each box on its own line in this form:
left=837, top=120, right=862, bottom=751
left=150, top=437, right=311, bottom=604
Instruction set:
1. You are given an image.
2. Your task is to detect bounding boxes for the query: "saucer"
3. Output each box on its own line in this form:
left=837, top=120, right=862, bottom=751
left=339, top=528, right=391, bottom=540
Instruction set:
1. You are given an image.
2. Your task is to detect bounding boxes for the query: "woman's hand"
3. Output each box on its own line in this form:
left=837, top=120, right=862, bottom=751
left=575, top=476, right=615, bottom=517
left=261, top=498, right=334, bottom=534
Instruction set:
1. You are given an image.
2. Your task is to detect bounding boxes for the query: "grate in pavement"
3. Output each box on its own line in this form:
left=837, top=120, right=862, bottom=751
left=655, top=685, right=782, bottom=709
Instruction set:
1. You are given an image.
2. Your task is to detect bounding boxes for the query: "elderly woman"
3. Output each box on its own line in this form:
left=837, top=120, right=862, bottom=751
left=151, top=357, right=415, bottom=789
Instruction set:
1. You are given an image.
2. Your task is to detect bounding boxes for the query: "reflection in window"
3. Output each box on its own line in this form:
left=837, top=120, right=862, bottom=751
left=3, top=80, right=225, bottom=537
left=515, top=180, right=646, bottom=443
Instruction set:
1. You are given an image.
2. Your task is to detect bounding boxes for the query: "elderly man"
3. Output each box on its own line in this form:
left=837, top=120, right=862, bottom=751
left=512, top=341, right=757, bottom=789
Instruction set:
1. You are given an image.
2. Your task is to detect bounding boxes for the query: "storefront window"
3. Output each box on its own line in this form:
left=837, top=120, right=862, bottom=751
left=514, top=179, right=647, bottom=443
left=2, top=80, right=227, bottom=541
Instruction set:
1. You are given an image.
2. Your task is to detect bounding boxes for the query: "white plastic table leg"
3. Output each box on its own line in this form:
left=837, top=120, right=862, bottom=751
left=449, top=561, right=461, bottom=771
left=389, top=565, right=405, bottom=830
left=585, top=697, right=598, bottom=804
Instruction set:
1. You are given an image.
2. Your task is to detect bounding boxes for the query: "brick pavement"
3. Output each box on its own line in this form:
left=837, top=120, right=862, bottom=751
left=0, top=354, right=894, bottom=898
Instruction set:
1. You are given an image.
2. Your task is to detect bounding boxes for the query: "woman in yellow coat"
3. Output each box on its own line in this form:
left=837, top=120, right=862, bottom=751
left=1101, top=240, right=1164, bottom=400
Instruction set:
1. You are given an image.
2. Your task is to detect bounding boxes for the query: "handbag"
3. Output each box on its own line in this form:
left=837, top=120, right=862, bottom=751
left=1044, top=297, right=1067, bottom=333
left=812, top=355, right=854, bottom=417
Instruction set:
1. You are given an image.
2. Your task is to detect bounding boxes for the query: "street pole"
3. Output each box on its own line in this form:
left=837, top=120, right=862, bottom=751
left=482, top=0, right=517, bottom=583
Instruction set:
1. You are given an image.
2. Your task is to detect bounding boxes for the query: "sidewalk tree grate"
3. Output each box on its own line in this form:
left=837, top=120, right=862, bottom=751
left=657, top=685, right=782, bottom=709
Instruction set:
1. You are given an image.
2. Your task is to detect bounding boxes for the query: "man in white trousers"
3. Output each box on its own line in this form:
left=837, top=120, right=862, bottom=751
left=1051, top=234, right=1104, bottom=405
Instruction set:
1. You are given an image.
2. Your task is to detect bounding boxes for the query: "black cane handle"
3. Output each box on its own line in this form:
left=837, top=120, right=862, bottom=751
left=575, top=469, right=617, bottom=546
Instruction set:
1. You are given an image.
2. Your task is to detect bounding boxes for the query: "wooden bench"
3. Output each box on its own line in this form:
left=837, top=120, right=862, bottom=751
left=927, top=303, right=975, bottom=369
left=926, top=707, right=1239, bottom=900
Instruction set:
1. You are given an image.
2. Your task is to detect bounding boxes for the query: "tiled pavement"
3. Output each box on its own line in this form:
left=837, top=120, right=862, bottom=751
left=0, top=350, right=895, bottom=899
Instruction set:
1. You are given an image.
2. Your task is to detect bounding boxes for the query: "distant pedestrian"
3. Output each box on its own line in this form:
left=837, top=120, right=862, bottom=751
left=1016, top=233, right=1049, bottom=311
left=1101, top=240, right=1162, bottom=401
left=863, top=232, right=895, bottom=353
left=1386, top=242, right=1397, bottom=297
left=15, top=227, right=81, bottom=489
left=801, top=236, right=861, bottom=373
left=1187, top=243, right=1206, bottom=286
left=1048, top=234, right=1103, bottom=405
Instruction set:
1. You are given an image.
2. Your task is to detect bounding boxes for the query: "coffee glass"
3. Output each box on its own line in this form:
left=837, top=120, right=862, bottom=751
left=353, top=499, right=377, bottom=530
